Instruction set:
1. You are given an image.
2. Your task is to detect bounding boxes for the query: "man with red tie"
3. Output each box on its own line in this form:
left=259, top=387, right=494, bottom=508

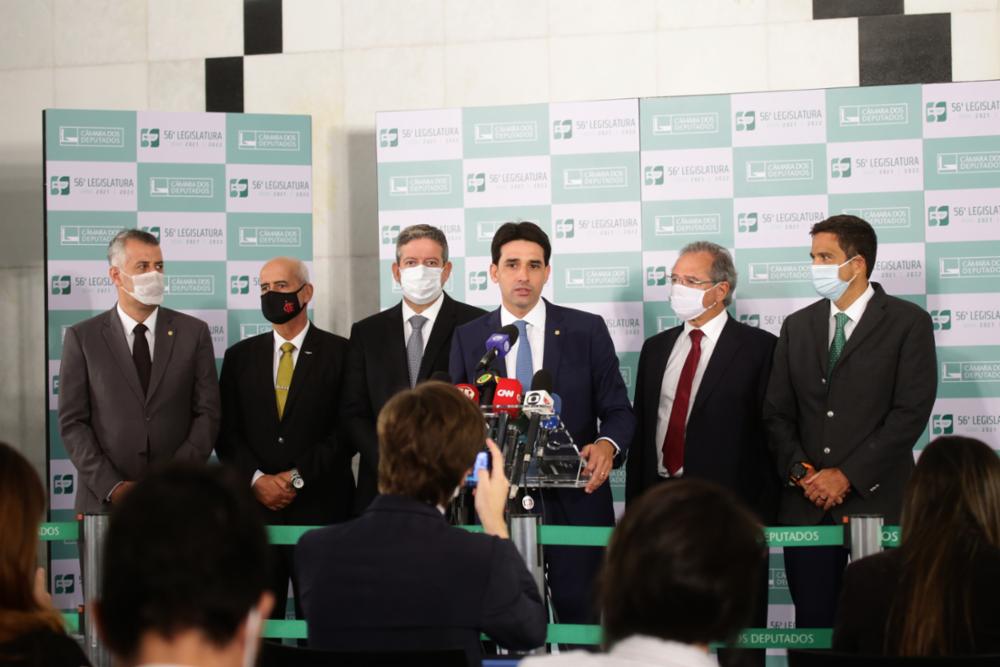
left=626, top=241, right=777, bottom=665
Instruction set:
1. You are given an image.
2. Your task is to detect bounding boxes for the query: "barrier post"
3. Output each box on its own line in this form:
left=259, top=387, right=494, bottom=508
left=81, top=514, right=112, bottom=667
left=845, top=514, right=885, bottom=561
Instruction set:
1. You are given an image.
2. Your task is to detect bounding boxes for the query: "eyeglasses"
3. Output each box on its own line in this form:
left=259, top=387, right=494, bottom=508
left=670, top=275, right=715, bottom=288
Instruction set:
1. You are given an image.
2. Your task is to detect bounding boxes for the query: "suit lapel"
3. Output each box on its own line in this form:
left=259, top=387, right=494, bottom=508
left=542, top=300, right=563, bottom=387
left=383, top=304, right=410, bottom=388
left=835, top=285, right=887, bottom=368
left=145, top=308, right=174, bottom=404
left=691, top=317, right=742, bottom=413
left=100, top=307, right=145, bottom=404
left=255, top=333, right=280, bottom=423
left=810, top=301, right=831, bottom=379
left=282, top=324, right=318, bottom=421
left=417, top=294, right=454, bottom=381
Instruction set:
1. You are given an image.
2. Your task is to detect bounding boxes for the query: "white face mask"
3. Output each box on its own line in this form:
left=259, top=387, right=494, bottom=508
left=120, top=269, right=165, bottom=306
left=811, top=256, right=858, bottom=302
left=241, top=605, right=263, bottom=667
left=399, top=265, right=444, bottom=305
left=669, top=282, right=717, bottom=322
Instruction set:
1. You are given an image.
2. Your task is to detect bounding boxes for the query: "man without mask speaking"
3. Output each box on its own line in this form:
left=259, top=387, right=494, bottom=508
left=341, top=224, right=485, bottom=513
left=59, top=229, right=221, bottom=513
left=217, top=256, right=354, bottom=625
left=764, top=215, right=936, bottom=629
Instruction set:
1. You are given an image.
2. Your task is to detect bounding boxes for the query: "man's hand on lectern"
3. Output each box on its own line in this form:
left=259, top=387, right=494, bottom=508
left=474, top=438, right=510, bottom=539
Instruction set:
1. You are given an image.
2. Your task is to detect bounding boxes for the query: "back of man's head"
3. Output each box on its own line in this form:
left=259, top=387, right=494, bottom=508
left=377, top=381, right=485, bottom=507
left=600, top=480, right=765, bottom=648
left=97, top=464, right=271, bottom=664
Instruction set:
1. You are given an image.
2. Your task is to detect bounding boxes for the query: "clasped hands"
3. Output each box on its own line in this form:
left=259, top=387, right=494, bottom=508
left=799, top=467, right=851, bottom=512
left=253, top=470, right=297, bottom=511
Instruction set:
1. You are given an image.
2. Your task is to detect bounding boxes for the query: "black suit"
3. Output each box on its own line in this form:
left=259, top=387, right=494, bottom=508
left=626, top=314, right=777, bottom=666
left=625, top=315, right=778, bottom=521
left=217, top=323, right=354, bottom=619
left=342, top=294, right=486, bottom=513
left=764, top=282, right=937, bottom=627
left=295, top=495, right=547, bottom=667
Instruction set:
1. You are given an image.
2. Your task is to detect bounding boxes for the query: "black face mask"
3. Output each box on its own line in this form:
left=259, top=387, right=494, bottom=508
left=261, top=284, right=306, bottom=324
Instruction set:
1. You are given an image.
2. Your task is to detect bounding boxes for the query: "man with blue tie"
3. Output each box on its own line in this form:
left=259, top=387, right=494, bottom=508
left=450, top=221, right=635, bottom=626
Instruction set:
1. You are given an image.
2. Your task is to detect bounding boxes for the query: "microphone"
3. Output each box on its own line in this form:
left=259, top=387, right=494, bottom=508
left=475, top=325, right=519, bottom=373
left=475, top=370, right=499, bottom=407
left=522, top=369, right=555, bottom=416
left=542, top=393, right=563, bottom=430
left=455, top=383, right=480, bottom=403
left=510, top=371, right=552, bottom=497
left=493, top=377, right=523, bottom=418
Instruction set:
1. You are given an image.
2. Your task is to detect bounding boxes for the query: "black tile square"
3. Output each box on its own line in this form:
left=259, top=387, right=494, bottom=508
left=244, top=0, right=283, bottom=56
left=814, top=0, right=903, bottom=19
left=206, top=57, right=244, bottom=113
left=859, top=13, right=952, bottom=86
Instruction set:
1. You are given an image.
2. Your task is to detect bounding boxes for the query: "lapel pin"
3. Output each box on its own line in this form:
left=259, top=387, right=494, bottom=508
left=303, top=350, right=313, bottom=355
left=167, top=330, right=174, bottom=336
left=554, top=329, right=560, bottom=336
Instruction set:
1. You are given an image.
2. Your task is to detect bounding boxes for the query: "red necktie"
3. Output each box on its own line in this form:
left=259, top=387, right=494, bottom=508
left=662, top=329, right=704, bottom=476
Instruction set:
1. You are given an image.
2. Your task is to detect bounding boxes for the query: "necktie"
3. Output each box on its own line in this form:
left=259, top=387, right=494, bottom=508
left=828, top=312, right=850, bottom=379
left=661, top=329, right=704, bottom=476
left=407, top=315, right=427, bottom=388
left=513, top=320, right=533, bottom=390
left=132, top=323, right=152, bottom=395
left=275, top=342, right=295, bottom=419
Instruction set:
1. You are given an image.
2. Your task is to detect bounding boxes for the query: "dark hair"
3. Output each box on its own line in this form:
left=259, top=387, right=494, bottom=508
left=490, top=221, right=551, bottom=266
left=107, top=228, right=160, bottom=266
left=0, top=442, right=64, bottom=642
left=395, top=224, right=449, bottom=264
left=378, top=381, right=485, bottom=506
left=888, top=436, right=1000, bottom=656
left=600, top=480, right=765, bottom=648
left=810, top=215, right=877, bottom=278
left=97, top=464, right=271, bottom=660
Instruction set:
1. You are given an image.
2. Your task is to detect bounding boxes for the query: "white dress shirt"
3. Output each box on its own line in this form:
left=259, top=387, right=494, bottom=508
left=521, top=635, right=718, bottom=667
left=654, top=310, right=729, bottom=478
left=116, top=304, right=158, bottom=359
left=829, top=282, right=875, bottom=344
left=401, top=292, right=445, bottom=353
left=499, top=299, right=546, bottom=379
left=252, top=321, right=310, bottom=488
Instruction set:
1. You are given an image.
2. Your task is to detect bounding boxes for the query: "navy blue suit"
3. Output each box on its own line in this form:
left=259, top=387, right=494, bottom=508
left=449, top=299, right=635, bottom=624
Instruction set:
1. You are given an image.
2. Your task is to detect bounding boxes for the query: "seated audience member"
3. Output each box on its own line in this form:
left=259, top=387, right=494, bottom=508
left=523, top=479, right=766, bottom=667
left=95, top=464, right=273, bottom=667
left=833, top=435, right=1000, bottom=655
left=0, top=442, right=91, bottom=667
left=296, top=381, right=547, bottom=666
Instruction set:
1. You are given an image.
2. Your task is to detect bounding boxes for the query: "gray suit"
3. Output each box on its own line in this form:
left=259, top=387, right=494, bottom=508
left=58, top=306, right=221, bottom=513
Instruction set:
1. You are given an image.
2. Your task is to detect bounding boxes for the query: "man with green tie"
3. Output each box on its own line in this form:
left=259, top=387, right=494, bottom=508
left=764, top=215, right=937, bottom=629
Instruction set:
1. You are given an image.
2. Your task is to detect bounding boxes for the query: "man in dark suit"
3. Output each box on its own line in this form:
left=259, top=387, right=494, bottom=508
left=217, top=256, right=353, bottom=623
left=59, top=229, right=220, bottom=514
left=296, top=381, right=546, bottom=666
left=626, top=241, right=777, bottom=666
left=765, top=215, right=937, bottom=628
left=342, top=224, right=485, bottom=513
left=449, top=221, right=636, bottom=626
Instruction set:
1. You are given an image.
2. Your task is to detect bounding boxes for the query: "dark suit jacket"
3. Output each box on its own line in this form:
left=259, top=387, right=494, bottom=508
left=341, top=294, right=486, bottom=512
left=216, top=323, right=354, bottom=525
left=295, top=495, right=547, bottom=666
left=625, top=315, right=778, bottom=522
left=449, top=299, right=636, bottom=525
left=833, top=547, right=1000, bottom=654
left=764, top=283, right=937, bottom=525
left=59, top=306, right=220, bottom=513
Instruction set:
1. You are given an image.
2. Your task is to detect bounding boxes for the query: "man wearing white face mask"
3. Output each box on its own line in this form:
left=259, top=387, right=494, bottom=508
left=59, top=229, right=220, bottom=513
left=342, top=224, right=485, bottom=513
left=626, top=241, right=777, bottom=667
left=764, top=215, right=936, bottom=630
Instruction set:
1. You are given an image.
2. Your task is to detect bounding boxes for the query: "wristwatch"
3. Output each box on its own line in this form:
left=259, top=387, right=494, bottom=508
left=788, top=461, right=815, bottom=487
left=289, top=469, right=304, bottom=490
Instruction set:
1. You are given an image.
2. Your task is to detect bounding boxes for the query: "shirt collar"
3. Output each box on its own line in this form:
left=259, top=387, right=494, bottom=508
left=401, top=292, right=445, bottom=325
left=273, top=320, right=310, bottom=350
left=831, top=282, right=875, bottom=323
left=683, top=308, right=728, bottom=343
left=500, top=298, right=546, bottom=330
left=117, top=303, right=158, bottom=335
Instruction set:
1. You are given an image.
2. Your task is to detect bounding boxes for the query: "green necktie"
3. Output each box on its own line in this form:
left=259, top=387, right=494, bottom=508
left=275, top=342, right=295, bottom=419
left=828, top=312, right=850, bottom=379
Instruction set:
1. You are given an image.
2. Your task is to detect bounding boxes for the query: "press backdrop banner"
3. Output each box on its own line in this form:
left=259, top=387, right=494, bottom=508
left=376, top=81, right=1000, bottom=629
left=43, top=109, right=313, bottom=612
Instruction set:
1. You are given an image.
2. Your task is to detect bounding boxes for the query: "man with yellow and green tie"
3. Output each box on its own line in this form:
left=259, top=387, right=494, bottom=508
left=217, top=256, right=353, bottom=625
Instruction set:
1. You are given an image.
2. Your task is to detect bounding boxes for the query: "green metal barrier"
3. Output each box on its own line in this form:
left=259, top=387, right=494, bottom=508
left=38, top=522, right=79, bottom=541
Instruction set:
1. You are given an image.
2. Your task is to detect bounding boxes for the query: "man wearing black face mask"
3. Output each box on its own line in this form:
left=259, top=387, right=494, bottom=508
left=216, top=256, right=354, bottom=625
